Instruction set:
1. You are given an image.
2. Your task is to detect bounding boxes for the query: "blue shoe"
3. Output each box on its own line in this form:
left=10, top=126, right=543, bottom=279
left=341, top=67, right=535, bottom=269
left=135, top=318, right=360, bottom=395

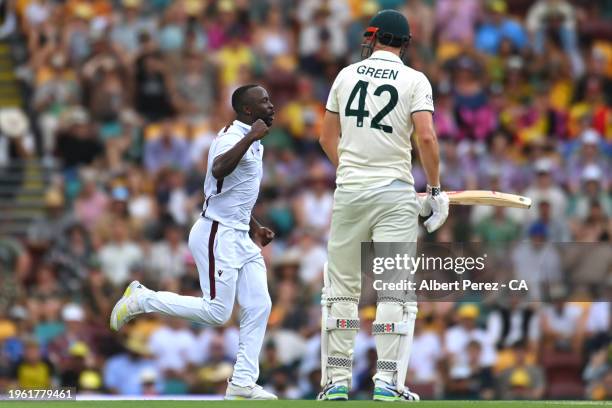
left=373, top=380, right=420, bottom=402
left=317, top=383, right=349, bottom=401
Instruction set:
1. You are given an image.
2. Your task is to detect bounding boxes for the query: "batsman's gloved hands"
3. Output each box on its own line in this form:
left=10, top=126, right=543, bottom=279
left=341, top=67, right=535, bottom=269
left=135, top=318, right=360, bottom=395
left=418, top=185, right=449, bottom=233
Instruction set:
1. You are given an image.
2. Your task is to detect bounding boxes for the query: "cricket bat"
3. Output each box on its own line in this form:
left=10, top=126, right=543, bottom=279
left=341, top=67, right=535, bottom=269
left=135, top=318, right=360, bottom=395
left=418, top=190, right=532, bottom=209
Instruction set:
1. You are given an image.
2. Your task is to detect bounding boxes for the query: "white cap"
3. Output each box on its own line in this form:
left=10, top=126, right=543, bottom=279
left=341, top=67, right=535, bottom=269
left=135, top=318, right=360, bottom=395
left=534, top=158, right=553, bottom=173
left=140, top=368, right=158, bottom=383
left=62, top=303, right=85, bottom=322
left=581, top=129, right=600, bottom=145
left=0, top=108, right=29, bottom=138
left=581, top=164, right=602, bottom=181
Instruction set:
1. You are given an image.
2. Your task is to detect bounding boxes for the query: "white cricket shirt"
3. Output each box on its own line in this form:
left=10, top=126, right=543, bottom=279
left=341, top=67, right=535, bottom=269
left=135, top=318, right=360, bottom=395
left=202, top=120, right=263, bottom=230
left=326, top=50, right=434, bottom=190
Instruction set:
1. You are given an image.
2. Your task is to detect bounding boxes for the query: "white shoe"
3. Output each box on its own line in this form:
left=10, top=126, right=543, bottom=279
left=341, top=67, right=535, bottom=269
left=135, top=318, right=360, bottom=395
left=317, top=382, right=349, bottom=400
left=373, top=380, right=420, bottom=402
left=225, top=381, right=278, bottom=400
left=109, top=281, right=147, bottom=331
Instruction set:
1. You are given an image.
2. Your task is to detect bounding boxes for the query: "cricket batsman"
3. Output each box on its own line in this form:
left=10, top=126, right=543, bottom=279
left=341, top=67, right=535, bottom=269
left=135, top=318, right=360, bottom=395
left=318, top=10, right=449, bottom=401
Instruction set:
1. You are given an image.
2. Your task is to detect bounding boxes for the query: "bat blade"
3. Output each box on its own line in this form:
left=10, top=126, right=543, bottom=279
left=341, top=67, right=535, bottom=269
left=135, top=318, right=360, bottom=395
left=418, top=190, right=532, bottom=209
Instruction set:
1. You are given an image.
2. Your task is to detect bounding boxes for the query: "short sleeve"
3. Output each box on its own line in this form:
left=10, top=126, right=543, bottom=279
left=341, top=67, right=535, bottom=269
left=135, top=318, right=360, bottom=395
left=410, top=72, right=434, bottom=114
left=212, top=132, right=243, bottom=159
left=325, top=70, right=344, bottom=113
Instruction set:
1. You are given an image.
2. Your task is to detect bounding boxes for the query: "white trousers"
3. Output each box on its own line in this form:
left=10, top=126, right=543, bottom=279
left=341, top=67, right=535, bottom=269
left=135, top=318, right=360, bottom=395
left=139, top=217, right=272, bottom=387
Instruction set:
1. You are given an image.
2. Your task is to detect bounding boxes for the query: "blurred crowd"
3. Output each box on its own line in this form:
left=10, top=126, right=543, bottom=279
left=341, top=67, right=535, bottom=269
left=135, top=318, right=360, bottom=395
left=0, top=0, right=610, bottom=401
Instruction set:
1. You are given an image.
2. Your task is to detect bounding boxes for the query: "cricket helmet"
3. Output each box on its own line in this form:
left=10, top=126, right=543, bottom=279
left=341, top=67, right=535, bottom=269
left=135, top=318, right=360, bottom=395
left=361, top=9, right=411, bottom=60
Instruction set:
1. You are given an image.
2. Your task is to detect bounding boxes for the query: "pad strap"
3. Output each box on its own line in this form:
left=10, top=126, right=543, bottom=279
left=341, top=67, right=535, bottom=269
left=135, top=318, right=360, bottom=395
left=327, top=356, right=352, bottom=369
left=376, top=359, right=398, bottom=372
left=372, top=321, right=411, bottom=335
left=327, top=296, right=359, bottom=303
left=326, top=317, right=360, bottom=330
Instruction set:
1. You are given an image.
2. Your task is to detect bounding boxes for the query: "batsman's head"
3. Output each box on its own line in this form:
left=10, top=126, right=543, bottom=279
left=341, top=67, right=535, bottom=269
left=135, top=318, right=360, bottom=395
left=231, top=84, right=275, bottom=127
left=362, top=9, right=411, bottom=60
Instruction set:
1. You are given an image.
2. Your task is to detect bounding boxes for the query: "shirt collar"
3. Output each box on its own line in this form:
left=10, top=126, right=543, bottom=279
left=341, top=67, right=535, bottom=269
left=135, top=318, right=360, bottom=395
left=369, top=50, right=403, bottom=64
left=233, top=119, right=252, bottom=134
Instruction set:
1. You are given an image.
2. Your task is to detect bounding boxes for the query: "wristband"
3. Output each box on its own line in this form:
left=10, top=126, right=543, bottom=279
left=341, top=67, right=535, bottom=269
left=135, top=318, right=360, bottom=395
left=427, top=185, right=441, bottom=197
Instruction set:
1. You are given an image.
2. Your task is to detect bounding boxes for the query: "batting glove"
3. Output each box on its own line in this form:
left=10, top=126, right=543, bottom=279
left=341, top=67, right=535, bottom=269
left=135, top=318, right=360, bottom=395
left=420, top=186, right=449, bottom=233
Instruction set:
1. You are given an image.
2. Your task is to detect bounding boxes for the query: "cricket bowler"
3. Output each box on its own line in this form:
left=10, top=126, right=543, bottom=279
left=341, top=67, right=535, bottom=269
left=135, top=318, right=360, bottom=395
left=109, top=85, right=278, bottom=400
left=318, top=10, right=449, bottom=401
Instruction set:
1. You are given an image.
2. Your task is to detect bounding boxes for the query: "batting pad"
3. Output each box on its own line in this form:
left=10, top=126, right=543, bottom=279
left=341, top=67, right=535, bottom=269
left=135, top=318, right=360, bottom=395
left=372, top=301, right=417, bottom=393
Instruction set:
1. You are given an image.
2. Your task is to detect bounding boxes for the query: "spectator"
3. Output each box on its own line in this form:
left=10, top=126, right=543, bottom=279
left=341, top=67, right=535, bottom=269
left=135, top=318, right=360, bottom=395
left=146, top=222, right=190, bottom=285
left=57, top=341, right=90, bottom=388
left=74, top=170, right=109, bottom=230
left=252, top=6, right=293, bottom=62
left=450, top=56, right=496, bottom=140
left=524, top=158, right=567, bottom=223
left=297, top=1, right=349, bottom=60
left=134, top=52, right=179, bottom=121
left=47, top=223, right=93, bottom=293
left=443, top=340, right=495, bottom=399
left=81, top=258, right=116, bottom=317
left=486, top=297, right=539, bottom=350
left=216, top=28, right=254, bottom=90
left=584, top=281, right=612, bottom=351
left=98, top=219, right=143, bottom=286
left=109, top=0, right=156, bottom=54
left=32, top=50, right=81, bottom=159
left=567, top=130, right=609, bottom=193
left=47, top=303, right=93, bottom=369
left=143, top=119, right=190, bottom=174
left=126, top=166, right=158, bottom=226
left=435, top=0, right=481, bottom=48
left=529, top=200, right=571, bottom=242
left=78, top=369, right=104, bottom=393
left=175, top=52, right=218, bottom=119
left=293, top=164, right=333, bottom=237
left=475, top=0, right=527, bottom=55
left=540, top=286, right=587, bottom=352
left=54, top=107, right=104, bottom=170
left=0, top=108, right=35, bottom=167
left=474, top=206, right=521, bottom=249
left=29, top=265, right=65, bottom=344
left=192, top=326, right=239, bottom=367
left=104, top=334, right=163, bottom=395
left=526, top=0, right=584, bottom=77
left=511, top=222, right=562, bottom=300
left=0, top=0, right=17, bottom=40
left=444, top=304, right=497, bottom=371
left=11, top=338, right=54, bottom=389
left=293, top=229, right=327, bottom=290
left=191, top=336, right=233, bottom=394
left=441, top=139, right=477, bottom=191
left=568, top=164, right=612, bottom=221
left=0, top=238, right=29, bottom=313
left=409, top=312, right=443, bottom=384
left=280, top=76, right=325, bottom=151
left=498, top=341, right=545, bottom=399
left=148, top=317, right=197, bottom=375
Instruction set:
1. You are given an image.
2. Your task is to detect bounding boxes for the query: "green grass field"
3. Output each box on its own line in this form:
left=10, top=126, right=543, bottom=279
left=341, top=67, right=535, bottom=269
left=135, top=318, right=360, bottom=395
left=2, top=401, right=610, bottom=408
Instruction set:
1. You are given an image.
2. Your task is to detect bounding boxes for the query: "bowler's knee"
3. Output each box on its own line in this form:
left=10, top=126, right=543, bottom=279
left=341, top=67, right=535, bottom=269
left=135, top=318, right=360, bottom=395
left=209, top=302, right=233, bottom=326
left=243, top=295, right=272, bottom=320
